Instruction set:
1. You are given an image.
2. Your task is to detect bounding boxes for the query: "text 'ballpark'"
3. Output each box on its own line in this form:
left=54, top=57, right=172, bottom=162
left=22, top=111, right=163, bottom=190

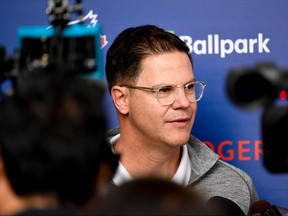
left=180, top=33, right=270, bottom=58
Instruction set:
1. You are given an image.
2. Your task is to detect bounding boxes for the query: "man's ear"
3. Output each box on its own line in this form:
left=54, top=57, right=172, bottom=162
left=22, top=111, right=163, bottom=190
left=111, top=86, right=130, bottom=115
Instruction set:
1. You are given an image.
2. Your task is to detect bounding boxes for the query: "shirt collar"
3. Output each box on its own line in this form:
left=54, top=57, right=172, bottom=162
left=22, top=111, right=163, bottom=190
left=172, top=144, right=191, bottom=186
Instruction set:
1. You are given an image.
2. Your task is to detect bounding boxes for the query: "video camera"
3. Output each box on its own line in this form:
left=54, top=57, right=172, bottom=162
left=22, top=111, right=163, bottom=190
left=226, top=62, right=288, bottom=173
left=0, top=0, right=104, bottom=100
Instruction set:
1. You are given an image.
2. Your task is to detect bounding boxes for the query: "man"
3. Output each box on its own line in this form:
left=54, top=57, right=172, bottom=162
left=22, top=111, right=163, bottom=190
left=105, top=24, right=259, bottom=215
left=0, top=70, right=118, bottom=215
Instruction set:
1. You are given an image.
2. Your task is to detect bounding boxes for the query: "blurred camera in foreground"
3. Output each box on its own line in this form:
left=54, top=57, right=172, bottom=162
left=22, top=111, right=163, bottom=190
left=226, top=62, right=288, bottom=173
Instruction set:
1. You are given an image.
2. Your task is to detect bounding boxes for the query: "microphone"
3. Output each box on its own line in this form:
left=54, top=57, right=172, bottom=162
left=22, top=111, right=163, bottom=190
left=250, top=200, right=283, bottom=216
left=205, top=196, right=245, bottom=216
left=250, top=200, right=272, bottom=215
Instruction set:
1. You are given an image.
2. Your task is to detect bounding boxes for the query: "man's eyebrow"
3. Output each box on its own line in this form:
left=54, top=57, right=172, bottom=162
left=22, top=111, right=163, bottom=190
left=152, top=78, right=196, bottom=88
left=184, top=78, right=196, bottom=85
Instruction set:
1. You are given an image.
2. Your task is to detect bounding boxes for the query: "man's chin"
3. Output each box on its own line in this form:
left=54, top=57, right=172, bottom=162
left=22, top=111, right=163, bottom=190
left=168, top=135, right=190, bottom=146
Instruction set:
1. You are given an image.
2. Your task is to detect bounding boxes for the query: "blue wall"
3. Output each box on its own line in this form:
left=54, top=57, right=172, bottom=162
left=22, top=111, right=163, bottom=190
left=1, top=0, right=288, bottom=208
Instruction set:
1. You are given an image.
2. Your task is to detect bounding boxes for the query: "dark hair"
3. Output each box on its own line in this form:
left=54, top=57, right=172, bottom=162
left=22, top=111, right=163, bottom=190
left=94, top=177, right=205, bottom=215
left=0, top=69, right=118, bottom=205
left=105, top=24, right=193, bottom=93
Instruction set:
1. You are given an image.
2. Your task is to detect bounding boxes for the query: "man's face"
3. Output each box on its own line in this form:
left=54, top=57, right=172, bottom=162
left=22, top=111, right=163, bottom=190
left=127, top=51, right=197, bottom=148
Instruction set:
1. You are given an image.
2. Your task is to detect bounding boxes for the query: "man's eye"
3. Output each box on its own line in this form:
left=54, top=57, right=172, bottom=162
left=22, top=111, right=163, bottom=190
left=186, top=83, right=195, bottom=90
left=158, top=86, right=173, bottom=93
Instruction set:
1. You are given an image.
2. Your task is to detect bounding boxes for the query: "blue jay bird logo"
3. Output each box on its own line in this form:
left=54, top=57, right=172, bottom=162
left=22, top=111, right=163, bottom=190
left=68, top=10, right=108, bottom=48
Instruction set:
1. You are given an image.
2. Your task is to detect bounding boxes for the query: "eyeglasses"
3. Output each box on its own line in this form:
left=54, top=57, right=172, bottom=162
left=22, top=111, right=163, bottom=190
left=122, top=81, right=207, bottom=106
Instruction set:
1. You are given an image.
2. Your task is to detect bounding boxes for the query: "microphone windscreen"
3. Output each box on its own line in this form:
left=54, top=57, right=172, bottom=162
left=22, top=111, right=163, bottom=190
left=206, top=196, right=245, bottom=216
left=250, top=200, right=272, bottom=214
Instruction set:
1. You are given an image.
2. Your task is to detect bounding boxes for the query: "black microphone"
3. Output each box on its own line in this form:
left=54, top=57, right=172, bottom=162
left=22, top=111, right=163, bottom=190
left=250, top=200, right=283, bottom=216
left=261, top=206, right=283, bottom=216
left=205, top=196, right=245, bottom=216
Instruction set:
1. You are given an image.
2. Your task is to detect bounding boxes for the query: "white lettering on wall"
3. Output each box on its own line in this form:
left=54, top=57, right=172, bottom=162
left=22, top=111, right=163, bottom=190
left=179, top=33, right=270, bottom=58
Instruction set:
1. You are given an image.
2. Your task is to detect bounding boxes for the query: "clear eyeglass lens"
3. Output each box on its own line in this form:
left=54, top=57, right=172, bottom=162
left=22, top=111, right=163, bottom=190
left=157, top=82, right=204, bottom=105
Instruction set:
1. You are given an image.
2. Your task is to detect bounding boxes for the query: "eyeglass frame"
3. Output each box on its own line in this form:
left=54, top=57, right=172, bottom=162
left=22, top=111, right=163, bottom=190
left=120, top=80, right=207, bottom=106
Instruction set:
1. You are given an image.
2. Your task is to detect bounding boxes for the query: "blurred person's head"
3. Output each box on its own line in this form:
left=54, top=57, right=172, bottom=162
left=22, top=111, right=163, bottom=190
left=0, top=68, right=118, bottom=215
left=95, top=177, right=206, bottom=215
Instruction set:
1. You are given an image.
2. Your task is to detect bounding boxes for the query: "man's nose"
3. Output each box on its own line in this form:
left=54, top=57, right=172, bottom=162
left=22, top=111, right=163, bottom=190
left=171, top=88, right=190, bottom=108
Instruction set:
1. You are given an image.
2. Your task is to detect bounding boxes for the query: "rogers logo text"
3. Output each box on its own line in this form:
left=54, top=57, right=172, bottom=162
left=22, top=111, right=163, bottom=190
left=179, top=33, right=270, bottom=58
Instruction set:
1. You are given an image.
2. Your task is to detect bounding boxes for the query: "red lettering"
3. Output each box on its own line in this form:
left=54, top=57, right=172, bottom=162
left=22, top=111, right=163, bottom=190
left=203, top=141, right=215, bottom=152
left=218, top=140, right=234, bottom=161
left=238, top=140, right=251, bottom=160
left=254, top=140, right=263, bottom=160
left=202, top=139, right=264, bottom=161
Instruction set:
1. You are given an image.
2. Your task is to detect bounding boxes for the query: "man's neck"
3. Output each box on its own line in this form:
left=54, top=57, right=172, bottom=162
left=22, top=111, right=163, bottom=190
left=114, top=136, right=182, bottom=180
